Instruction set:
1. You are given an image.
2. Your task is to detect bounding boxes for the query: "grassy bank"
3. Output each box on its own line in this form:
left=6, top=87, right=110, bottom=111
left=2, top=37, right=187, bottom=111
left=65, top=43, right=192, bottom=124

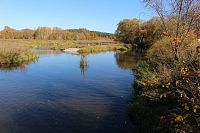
left=78, top=44, right=129, bottom=54
left=0, top=44, right=38, bottom=68
left=130, top=39, right=200, bottom=132
left=0, top=39, right=128, bottom=68
left=0, top=39, right=129, bottom=54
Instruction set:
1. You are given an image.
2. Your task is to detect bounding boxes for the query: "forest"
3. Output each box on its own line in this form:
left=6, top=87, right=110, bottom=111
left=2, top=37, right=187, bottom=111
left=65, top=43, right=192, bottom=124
left=0, top=26, right=114, bottom=40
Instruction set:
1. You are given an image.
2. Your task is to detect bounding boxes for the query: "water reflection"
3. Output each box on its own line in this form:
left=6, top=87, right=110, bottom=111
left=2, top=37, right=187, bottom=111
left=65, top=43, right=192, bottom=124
left=0, top=50, right=141, bottom=73
left=80, top=55, right=89, bottom=76
left=0, top=60, right=38, bottom=72
left=115, top=50, right=143, bottom=70
left=0, top=50, right=138, bottom=133
left=32, top=49, right=63, bottom=55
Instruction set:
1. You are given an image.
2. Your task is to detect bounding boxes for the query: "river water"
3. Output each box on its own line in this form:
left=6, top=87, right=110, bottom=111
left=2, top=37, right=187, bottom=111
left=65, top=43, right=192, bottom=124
left=0, top=51, right=140, bottom=133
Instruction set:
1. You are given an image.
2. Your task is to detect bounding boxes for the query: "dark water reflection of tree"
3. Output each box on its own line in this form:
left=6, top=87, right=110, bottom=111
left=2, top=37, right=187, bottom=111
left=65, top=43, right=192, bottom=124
left=0, top=60, right=38, bottom=72
left=79, top=50, right=144, bottom=76
left=115, top=50, right=144, bottom=70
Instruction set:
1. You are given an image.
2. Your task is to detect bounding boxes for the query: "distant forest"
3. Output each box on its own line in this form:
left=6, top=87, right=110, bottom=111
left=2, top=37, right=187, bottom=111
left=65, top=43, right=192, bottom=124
left=0, top=26, right=114, bottom=40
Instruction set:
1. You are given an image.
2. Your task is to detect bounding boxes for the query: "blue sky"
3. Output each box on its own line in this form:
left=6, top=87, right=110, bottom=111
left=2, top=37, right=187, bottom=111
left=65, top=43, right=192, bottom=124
left=0, top=0, right=153, bottom=33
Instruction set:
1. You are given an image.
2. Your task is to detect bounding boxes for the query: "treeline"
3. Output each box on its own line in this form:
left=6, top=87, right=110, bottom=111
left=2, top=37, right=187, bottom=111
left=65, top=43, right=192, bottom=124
left=115, top=18, right=163, bottom=50
left=0, top=26, right=114, bottom=40
left=115, top=10, right=200, bottom=51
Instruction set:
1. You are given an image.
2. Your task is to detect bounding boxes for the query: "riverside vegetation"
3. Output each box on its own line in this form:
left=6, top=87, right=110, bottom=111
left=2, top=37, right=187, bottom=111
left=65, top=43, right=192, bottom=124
left=115, top=0, right=200, bottom=132
left=0, top=28, right=128, bottom=68
left=0, top=44, right=38, bottom=69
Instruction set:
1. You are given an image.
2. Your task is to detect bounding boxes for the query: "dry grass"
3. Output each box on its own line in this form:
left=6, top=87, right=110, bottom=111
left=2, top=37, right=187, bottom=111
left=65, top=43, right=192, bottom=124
left=0, top=39, right=128, bottom=66
left=0, top=44, right=38, bottom=66
left=79, top=44, right=128, bottom=54
left=0, top=39, right=128, bottom=54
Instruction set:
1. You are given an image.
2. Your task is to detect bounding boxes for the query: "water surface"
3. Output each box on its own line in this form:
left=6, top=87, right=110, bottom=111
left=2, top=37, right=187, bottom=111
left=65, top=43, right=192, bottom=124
left=0, top=51, right=139, bottom=133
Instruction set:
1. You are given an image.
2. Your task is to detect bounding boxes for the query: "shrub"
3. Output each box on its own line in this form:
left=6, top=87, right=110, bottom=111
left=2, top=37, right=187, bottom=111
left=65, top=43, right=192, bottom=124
left=133, top=53, right=199, bottom=132
left=132, top=33, right=200, bottom=132
left=0, top=47, right=38, bottom=67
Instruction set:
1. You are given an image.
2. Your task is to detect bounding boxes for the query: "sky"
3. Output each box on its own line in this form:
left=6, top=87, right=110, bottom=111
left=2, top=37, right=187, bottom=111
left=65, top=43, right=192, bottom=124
left=0, top=0, right=154, bottom=33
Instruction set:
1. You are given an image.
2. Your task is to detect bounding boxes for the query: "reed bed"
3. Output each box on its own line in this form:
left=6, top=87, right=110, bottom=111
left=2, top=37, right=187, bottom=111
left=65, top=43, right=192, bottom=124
left=0, top=44, right=38, bottom=66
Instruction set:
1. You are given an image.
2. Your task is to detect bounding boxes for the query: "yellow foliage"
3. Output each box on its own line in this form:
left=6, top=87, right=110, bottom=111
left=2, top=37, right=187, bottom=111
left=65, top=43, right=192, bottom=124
left=175, top=115, right=184, bottom=122
left=160, top=93, right=167, bottom=99
left=162, top=32, right=169, bottom=36
left=180, top=67, right=189, bottom=75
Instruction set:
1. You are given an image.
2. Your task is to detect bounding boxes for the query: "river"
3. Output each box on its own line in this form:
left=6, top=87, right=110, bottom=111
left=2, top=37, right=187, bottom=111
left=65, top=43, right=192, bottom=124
left=0, top=50, right=141, bottom=133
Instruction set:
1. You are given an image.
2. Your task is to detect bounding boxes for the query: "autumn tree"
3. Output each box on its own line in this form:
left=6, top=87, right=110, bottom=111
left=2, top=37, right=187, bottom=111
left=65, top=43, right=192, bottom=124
left=19, top=29, right=34, bottom=39
left=193, top=3, right=200, bottom=36
left=0, top=26, right=113, bottom=41
left=34, top=27, right=52, bottom=40
left=115, top=19, right=141, bottom=44
left=115, top=18, right=164, bottom=51
left=62, top=30, right=71, bottom=40
left=0, top=26, right=17, bottom=39
left=49, top=27, right=64, bottom=40
left=144, top=0, right=200, bottom=60
left=141, top=17, right=163, bottom=47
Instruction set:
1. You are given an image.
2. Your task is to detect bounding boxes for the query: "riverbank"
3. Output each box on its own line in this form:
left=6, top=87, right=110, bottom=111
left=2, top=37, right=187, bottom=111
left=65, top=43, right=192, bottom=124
left=0, top=44, right=38, bottom=69
left=129, top=41, right=200, bottom=132
left=0, top=39, right=129, bottom=67
left=0, top=39, right=129, bottom=52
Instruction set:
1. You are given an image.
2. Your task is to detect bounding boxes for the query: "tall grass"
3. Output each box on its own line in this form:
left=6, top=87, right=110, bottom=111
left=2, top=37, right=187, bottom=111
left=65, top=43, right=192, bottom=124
left=0, top=39, right=129, bottom=54
left=0, top=45, right=38, bottom=67
left=79, top=44, right=128, bottom=54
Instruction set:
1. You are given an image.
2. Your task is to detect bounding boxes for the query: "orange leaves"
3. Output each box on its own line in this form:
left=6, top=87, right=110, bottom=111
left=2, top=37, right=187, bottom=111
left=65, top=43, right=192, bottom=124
left=176, top=80, right=181, bottom=86
left=179, top=129, right=186, bottom=133
left=140, top=80, right=158, bottom=88
left=172, top=38, right=181, bottom=47
left=180, top=67, right=189, bottom=75
left=162, top=32, right=169, bottom=36
left=160, top=93, right=167, bottom=99
left=197, top=88, right=200, bottom=96
left=175, top=115, right=184, bottom=122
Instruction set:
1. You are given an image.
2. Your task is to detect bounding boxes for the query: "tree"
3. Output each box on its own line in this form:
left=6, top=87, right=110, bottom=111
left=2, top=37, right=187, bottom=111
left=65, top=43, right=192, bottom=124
left=115, top=18, right=163, bottom=51
left=34, top=27, right=52, bottom=40
left=115, top=19, right=141, bottom=44
left=0, top=26, right=17, bottom=39
left=0, top=26, right=114, bottom=41
left=144, top=0, right=200, bottom=60
left=193, top=3, right=200, bottom=36
left=49, top=27, right=64, bottom=40
left=141, top=17, right=163, bottom=47
left=20, top=29, right=34, bottom=39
